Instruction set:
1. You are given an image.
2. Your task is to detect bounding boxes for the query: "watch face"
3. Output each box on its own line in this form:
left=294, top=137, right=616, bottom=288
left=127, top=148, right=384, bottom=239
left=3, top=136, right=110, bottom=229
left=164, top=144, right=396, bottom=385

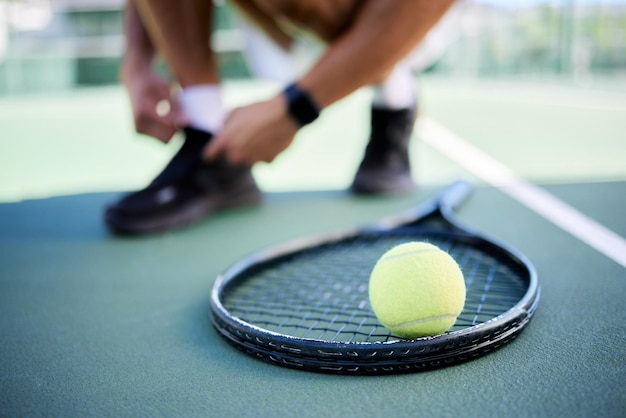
left=286, top=84, right=320, bottom=126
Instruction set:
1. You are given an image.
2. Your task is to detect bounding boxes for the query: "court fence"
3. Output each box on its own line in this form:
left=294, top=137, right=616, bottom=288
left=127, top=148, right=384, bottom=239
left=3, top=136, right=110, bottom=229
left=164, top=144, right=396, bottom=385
left=0, top=0, right=624, bottom=96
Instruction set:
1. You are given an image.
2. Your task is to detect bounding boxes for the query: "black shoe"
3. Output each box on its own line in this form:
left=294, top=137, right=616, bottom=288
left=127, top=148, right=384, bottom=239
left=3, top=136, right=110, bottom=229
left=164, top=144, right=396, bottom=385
left=350, top=106, right=417, bottom=195
left=105, top=127, right=261, bottom=235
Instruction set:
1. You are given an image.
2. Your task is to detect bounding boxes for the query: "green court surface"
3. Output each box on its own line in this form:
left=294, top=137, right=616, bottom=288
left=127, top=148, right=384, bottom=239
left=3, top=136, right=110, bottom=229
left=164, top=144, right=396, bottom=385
left=1, top=78, right=625, bottom=417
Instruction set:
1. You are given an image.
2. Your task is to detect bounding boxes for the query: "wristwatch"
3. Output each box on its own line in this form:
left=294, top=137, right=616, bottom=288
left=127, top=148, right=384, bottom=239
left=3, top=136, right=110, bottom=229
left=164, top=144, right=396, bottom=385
left=284, top=83, right=320, bottom=126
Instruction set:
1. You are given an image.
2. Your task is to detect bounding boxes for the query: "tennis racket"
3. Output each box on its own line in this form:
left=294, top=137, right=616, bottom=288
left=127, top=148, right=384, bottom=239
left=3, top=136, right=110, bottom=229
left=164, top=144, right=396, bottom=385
left=210, top=180, right=540, bottom=374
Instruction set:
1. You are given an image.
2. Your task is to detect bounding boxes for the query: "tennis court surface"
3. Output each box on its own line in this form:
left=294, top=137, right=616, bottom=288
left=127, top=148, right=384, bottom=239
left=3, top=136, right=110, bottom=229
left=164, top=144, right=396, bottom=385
left=1, top=77, right=625, bottom=417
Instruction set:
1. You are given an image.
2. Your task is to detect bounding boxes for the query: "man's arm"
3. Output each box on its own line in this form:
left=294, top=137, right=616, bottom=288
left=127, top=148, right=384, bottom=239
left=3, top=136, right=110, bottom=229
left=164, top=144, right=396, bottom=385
left=298, top=0, right=455, bottom=109
left=206, top=0, right=454, bottom=164
left=121, top=0, right=187, bottom=142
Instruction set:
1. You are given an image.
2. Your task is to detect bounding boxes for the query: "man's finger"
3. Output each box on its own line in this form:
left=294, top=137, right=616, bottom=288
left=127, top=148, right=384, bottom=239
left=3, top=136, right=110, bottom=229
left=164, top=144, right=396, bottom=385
left=204, top=133, right=226, bottom=161
left=139, top=124, right=176, bottom=143
left=167, top=98, right=190, bottom=128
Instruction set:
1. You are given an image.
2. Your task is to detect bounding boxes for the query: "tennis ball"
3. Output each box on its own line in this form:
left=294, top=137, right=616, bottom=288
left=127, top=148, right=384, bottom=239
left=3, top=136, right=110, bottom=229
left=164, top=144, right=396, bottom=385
left=368, top=242, right=466, bottom=338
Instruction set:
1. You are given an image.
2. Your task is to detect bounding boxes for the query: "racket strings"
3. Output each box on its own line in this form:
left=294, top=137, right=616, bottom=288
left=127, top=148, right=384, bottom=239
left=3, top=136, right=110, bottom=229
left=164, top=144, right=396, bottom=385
left=225, top=253, right=389, bottom=341
left=221, top=233, right=529, bottom=343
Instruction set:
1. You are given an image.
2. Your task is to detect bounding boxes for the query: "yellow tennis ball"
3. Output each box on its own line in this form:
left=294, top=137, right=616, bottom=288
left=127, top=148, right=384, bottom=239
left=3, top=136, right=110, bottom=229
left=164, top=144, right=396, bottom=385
left=369, top=242, right=466, bottom=338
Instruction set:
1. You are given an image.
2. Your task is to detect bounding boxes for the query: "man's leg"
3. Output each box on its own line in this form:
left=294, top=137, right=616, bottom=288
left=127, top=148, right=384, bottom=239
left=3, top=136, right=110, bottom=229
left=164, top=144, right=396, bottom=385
left=247, top=0, right=361, bottom=43
left=105, top=0, right=260, bottom=235
left=351, top=63, right=418, bottom=194
left=134, top=0, right=224, bottom=133
left=260, top=0, right=420, bottom=194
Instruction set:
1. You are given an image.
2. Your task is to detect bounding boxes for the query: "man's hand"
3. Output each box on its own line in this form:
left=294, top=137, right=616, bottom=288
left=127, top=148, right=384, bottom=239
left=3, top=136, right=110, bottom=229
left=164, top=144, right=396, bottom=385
left=122, top=67, right=188, bottom=143
left=204, top=94, right=299, bottom=165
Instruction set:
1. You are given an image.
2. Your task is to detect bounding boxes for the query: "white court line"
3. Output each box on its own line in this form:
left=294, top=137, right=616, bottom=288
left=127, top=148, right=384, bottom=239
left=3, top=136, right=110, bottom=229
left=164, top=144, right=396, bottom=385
left=418, top=117, right=626, bottom=269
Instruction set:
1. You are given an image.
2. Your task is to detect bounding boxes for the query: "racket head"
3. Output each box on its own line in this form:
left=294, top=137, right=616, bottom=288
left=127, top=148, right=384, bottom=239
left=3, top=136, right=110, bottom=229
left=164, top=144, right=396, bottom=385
left=210, top=181, right=540, bottom=374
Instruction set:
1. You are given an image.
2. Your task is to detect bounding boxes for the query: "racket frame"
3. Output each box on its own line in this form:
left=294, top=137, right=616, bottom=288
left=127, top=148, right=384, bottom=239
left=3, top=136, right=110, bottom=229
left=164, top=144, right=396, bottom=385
left=210, top=181, right=540, bottom=374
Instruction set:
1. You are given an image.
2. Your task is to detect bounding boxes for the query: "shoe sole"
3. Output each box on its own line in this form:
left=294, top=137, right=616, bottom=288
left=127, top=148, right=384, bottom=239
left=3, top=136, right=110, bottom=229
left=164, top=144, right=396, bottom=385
left=106, top=187, right=262, bottom=236
left=350, top=183, right=415, bottom=195
left=350, top=174, right=416, bottom=195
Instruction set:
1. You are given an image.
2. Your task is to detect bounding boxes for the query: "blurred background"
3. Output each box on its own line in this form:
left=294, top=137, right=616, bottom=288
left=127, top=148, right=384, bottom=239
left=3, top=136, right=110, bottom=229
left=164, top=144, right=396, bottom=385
left=0, top=0, right=625, bottom=203
left=1, top=0, right=625, bottom=95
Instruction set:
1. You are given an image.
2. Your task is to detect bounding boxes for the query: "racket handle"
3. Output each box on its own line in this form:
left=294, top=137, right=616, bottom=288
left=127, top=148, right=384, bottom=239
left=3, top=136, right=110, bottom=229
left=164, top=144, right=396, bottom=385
left=439, top=179, right=473, bottom=210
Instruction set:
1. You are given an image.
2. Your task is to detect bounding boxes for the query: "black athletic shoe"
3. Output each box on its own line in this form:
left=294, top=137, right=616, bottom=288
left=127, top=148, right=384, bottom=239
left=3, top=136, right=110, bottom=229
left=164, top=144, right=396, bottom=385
left=105, top=127, right=261, bottom=235
left=350, top=106, right=417, bottom=195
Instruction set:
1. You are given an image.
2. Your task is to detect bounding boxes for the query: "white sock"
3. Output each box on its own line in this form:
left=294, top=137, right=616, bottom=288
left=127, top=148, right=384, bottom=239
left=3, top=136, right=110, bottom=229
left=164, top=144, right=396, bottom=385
left=372, top=64, right=416, bottom=110
left=178, top=85, right=225, bottom=134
